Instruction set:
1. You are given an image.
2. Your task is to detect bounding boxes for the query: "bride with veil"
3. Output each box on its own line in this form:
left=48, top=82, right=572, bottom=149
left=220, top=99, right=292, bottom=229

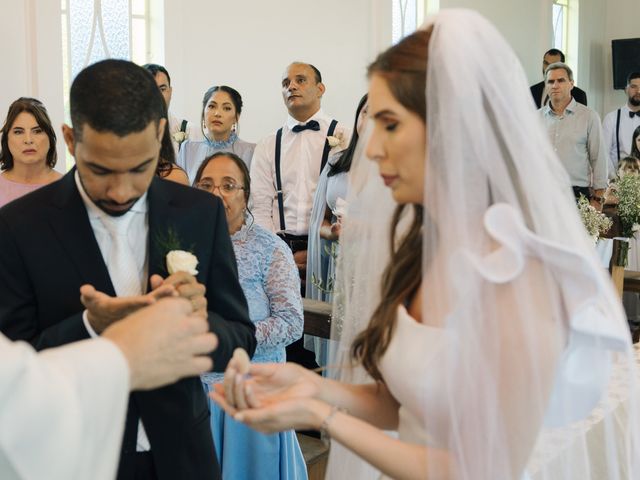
left=212, top=9, right=640, bottom=479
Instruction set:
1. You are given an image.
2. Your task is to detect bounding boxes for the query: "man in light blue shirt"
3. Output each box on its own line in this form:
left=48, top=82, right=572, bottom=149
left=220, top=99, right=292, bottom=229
left=540, top=62, right=608, bottom=209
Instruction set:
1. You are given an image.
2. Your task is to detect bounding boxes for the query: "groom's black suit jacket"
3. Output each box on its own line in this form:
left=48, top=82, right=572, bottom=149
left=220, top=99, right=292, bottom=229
left=0, top=171, right=256, bottom=480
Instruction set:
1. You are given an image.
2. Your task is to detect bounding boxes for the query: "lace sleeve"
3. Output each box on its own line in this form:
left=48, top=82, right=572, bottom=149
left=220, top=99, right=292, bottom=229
left=254, top=242, right=304, bottom=348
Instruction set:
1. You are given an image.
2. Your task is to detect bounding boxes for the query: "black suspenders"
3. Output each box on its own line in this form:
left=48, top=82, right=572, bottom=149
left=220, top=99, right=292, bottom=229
left=274, top=120, right=338, bottom=232
left=275, top=128, right=286, bottom=231
left=616, top=108, right=621, bottom=162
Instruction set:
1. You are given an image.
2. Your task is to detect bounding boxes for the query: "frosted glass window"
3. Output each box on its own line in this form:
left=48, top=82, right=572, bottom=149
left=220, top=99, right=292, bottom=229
left=392, top=0, right=425, bottom=45
left=60, top=0, right=150, bottom=168
left=552, top=1, right=568, bottom=52
left=67, top=0, right=130, bottom=80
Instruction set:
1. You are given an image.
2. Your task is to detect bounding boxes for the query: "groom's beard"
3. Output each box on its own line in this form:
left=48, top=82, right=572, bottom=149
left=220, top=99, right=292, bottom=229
left=95, top=197, right=140, bottom=217
left=629, top=96, right=640, bottom=107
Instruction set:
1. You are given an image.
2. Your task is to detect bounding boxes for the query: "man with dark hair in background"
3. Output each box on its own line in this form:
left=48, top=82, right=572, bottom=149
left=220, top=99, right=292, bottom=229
left=0, top=59, right=255, bottom=480
left=602, top=72, right=640, bottom=172
left=530, top=48, right=588, bottom=108
left=143, top=63, right=201, bottom=155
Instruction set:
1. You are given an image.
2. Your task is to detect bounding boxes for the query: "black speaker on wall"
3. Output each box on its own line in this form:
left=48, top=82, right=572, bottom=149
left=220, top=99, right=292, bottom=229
left=612, top=38, right=640, bottom=89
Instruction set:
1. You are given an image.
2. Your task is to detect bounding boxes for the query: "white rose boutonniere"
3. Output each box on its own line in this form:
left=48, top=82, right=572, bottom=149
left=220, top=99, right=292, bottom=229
left=327, top=129, right=347, bottom=150
left=172, top=131, right=188, bottom=144
left=166, top=250, right=199, bottom=275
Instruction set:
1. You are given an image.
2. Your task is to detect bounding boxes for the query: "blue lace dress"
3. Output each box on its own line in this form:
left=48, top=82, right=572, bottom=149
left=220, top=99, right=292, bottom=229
left=177, top=132, right=256, bottom=184
left=201, top=221, right=308, bottom=480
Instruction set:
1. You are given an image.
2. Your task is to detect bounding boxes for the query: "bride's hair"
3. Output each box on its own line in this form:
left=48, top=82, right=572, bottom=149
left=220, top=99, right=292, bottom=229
left=351, top=29, right=430, bottom=382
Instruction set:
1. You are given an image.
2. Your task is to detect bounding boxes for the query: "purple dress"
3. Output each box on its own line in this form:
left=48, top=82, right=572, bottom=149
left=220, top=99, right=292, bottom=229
left=0, top=175, right=50, bottom=208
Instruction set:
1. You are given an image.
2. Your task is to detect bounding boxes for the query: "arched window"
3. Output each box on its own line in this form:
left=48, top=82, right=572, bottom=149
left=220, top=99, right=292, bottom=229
left=552, top=0, right=580, bottom=82
left=60, top=0, right=157, bottom=165
left=552, top=0, right=568, bottom=52
left=391, top=0, right=428, bottom=44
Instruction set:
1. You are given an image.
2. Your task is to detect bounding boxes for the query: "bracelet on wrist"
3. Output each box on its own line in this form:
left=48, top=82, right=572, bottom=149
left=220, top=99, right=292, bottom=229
left=320, top=405, right=346, bottom=441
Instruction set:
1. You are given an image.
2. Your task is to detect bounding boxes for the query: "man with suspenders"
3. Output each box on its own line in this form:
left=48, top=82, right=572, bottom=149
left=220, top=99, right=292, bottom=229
left=603, top=72, right=640, bottom=173
left=250, top=62, right=349, bottom=369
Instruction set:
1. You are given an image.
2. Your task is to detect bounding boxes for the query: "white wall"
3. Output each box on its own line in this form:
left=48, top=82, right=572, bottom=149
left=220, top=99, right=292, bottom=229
left=163, top=0, right=390, bottom=143
left=433, top=0, right=631, bottom=119
left=0, top=0, right=66, bottom=171
left=438, top=0, right=552, bottom=85
left=572, top=0, right=605, bottom=116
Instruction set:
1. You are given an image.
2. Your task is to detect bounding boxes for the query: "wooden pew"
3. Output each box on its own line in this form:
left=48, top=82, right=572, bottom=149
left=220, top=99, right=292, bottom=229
left=299, top=298, right=333, bottom=478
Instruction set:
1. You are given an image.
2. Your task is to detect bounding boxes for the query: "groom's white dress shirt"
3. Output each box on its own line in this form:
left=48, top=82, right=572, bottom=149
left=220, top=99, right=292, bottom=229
left=75, top=172, right=151, bottom=451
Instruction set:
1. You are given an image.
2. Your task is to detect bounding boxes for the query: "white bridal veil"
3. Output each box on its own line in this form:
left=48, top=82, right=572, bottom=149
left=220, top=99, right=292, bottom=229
left=328, top=8, right=640, bottom=480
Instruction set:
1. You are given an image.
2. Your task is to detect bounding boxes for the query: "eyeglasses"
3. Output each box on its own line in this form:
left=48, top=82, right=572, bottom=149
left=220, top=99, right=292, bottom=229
left=195, top=180, right=245, bottom=196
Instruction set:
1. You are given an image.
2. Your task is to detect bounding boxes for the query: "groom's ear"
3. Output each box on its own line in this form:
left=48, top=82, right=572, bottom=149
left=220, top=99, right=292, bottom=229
left=62, top=124, right=76, bottom=157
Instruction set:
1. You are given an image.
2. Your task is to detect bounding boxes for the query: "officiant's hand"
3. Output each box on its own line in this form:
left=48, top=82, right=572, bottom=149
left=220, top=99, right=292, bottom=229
left=81, top=283, right=177, bottom=333
left=150, top=272, right=207, bottom=318
left=104, top=297, right=217, bottom=390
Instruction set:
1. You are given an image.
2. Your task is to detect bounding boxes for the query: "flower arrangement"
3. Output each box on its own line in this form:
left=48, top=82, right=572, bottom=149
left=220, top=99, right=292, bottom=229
left=616, top=173, right=640, bottom=238
left=577, top=195, right=612, bottom=244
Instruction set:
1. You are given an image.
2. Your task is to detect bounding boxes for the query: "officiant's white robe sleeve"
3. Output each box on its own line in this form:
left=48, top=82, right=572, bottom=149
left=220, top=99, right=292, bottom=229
left=0, top=333, right=129, bottom=480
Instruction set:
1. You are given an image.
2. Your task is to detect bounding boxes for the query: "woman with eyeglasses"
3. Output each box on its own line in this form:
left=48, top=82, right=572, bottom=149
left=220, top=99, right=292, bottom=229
left=193, top=151, right=308, bottom=480
left=178, top=86, right=255, bottom=183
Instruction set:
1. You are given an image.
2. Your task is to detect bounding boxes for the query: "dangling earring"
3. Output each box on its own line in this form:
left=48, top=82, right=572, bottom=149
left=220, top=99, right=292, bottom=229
left=232, top=123, right=238, bottom=133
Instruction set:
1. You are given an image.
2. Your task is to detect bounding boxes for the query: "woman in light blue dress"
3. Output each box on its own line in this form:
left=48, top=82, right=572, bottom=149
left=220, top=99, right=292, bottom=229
left=195, top=151, right=308, bottom=480
left=178, top=85, right=255, bottom=183
left=305, top=94, right=368, bottom=367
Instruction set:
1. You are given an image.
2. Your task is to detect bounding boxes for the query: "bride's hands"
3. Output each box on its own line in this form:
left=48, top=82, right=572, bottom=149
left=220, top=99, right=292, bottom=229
left=209, top=362, right=330, bottom=433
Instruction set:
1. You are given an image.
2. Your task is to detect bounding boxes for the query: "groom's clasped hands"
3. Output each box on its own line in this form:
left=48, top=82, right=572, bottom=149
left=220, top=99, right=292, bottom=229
left=80, top=271, right=208, bottom=334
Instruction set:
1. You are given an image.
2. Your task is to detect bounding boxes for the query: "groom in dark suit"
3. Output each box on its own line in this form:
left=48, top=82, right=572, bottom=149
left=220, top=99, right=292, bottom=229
left=0, top=60, right=255, bottom=480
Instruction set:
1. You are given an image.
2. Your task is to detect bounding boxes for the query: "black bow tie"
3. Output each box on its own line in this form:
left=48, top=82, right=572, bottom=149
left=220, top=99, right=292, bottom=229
left=630, top=111, right=640, bottom=118
left=292, top=120, right=320, bottom=133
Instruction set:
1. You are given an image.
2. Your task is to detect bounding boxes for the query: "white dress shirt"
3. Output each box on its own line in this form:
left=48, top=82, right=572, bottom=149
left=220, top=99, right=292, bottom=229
left=602, top=104, right=640, bottom=172
left=0, top=333, right=128, bottom=480
left=250, top=109, right=349, bottom=235
left=74, top=172, right=151, bottom=451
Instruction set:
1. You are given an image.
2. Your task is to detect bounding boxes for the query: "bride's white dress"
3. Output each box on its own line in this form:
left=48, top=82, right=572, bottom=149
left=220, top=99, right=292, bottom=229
left=379, top=305, right=445, bottom=450
left=374, top=204, right=632, bottom=480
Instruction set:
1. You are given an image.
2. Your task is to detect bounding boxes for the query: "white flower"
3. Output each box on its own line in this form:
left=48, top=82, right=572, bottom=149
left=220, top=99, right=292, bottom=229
left=633, top=223, right=640, bottom=232
left=172, top=131, right=188, bottom=144
left=166, top=250, right=199, bottom=275
left=327, top=129, right=347, bottom=150
left=332, top=197, right=348, bottom=218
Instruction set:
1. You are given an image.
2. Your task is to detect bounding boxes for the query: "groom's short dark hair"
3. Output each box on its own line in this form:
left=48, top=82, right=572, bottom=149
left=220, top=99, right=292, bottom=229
left=70, top=59, right=166, bottom=140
